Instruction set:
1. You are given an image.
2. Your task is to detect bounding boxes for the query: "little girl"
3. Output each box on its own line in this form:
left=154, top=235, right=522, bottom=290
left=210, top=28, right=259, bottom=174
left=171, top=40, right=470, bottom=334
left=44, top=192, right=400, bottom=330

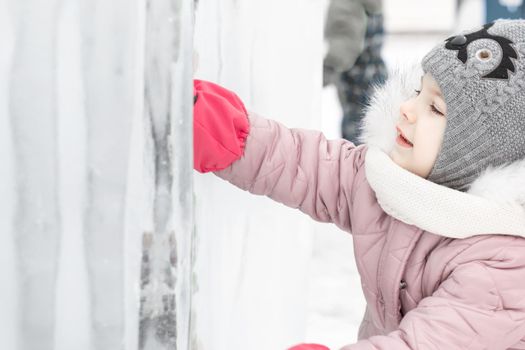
left=193, top=19, right=525, bottom=349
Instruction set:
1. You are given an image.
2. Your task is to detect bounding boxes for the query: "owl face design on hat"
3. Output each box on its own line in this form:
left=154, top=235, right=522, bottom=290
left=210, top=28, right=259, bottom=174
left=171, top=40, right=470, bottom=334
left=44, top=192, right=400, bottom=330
left=444, top=22, right=518, bottom=79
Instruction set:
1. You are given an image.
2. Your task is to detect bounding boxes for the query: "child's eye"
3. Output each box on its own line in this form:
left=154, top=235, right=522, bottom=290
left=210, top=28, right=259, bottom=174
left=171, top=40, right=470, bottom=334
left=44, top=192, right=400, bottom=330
left=414, top=89, right=421, bottom=96
left=431, top=104, right=444, bottom=116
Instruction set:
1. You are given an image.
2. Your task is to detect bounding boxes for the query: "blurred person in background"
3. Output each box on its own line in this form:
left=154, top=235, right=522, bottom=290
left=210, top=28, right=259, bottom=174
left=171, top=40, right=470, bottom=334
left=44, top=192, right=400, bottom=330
left=323, top=0, right=387, bottom=144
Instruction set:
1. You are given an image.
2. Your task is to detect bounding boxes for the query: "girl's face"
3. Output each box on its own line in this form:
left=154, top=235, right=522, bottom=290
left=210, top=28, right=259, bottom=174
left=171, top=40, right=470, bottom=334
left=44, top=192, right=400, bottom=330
left=390, top=73, right=447, bottom=178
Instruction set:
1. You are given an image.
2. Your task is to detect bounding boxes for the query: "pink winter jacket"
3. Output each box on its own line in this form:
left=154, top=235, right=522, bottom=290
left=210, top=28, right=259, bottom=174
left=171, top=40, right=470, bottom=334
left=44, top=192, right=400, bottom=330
left=216, top=113, right=525, bottom=350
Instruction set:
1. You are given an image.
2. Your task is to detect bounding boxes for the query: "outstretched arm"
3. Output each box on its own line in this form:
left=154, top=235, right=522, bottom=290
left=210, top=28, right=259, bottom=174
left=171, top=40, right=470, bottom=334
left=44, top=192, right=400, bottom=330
left=193, top=79, right=367, bottom=232
left=216, top=115, right=366, bottom=232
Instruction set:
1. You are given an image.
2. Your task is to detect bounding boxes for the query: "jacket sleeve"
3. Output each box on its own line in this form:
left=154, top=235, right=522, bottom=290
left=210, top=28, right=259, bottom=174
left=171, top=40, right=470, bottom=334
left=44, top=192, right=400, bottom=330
left=215, top=114, right=367, bottom=233
left=324, top=0, right=367, bottom=77
left=340, top=258, right=525, bottom=350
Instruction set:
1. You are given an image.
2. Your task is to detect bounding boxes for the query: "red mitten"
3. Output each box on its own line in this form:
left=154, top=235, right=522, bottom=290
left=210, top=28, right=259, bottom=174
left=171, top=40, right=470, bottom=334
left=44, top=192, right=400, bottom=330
left=193, top=79, right=250, bottom=173
left=288, top=344, right=330, bottom=350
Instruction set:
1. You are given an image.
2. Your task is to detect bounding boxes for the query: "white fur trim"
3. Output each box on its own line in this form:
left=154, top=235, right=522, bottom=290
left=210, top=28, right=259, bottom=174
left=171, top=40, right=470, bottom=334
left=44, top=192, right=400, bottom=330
left=361, top=64, right=525, bottom=238
left=358, top=62, right=423, bottom=151
left=469, top=159, right=525, bottom=208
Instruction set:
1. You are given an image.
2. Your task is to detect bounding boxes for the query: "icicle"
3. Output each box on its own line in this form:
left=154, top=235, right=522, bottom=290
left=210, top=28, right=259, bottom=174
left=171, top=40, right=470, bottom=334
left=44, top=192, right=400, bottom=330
left=78, top=1, right=137, bottom=348
left=8, top=1, right=62, bottom=349
left=139, top=0, right=194, bottom=349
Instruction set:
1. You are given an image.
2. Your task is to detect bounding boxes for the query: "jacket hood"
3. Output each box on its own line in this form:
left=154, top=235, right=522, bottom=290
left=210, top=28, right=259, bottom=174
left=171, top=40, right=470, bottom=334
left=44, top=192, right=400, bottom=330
left=360, top=63, right=525, bottom=239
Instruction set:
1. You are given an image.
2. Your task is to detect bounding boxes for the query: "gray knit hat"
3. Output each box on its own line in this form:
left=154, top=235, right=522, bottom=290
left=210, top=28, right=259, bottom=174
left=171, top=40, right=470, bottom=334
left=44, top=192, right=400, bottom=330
left=422, top=19, right=525, bottom=191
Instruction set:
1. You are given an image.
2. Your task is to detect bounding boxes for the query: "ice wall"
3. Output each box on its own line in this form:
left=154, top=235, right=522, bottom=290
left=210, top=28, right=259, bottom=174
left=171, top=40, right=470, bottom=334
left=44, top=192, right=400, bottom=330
left=0, top=0, right=194, bottom=349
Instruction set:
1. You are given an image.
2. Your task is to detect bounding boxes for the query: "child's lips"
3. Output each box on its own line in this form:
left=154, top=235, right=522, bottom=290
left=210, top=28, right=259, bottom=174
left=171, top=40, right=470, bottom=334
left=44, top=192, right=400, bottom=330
left=396, top=134, right=414, bottom=148
left=396, top=127, right=414, bottom=148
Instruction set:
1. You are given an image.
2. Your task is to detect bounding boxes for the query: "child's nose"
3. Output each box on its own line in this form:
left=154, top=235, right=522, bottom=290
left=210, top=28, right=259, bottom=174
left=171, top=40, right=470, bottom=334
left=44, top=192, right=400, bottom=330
left=400, top=100, right=417, bottom=123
